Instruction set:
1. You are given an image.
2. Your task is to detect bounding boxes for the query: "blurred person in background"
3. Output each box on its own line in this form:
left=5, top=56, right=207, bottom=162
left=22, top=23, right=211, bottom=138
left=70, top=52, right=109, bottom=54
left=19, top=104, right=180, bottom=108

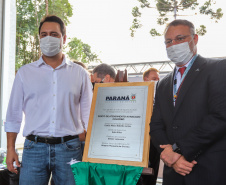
left=142, top=67, right=160, bottom=185
left=92, top=63, right=116, bottom=84
left=143, top=68, right=160, bottom=82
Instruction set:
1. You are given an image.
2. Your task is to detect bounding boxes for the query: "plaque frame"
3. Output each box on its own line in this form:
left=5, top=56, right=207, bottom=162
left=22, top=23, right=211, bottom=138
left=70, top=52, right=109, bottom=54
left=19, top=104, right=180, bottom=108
left=82, top=82, right=155, bottom=167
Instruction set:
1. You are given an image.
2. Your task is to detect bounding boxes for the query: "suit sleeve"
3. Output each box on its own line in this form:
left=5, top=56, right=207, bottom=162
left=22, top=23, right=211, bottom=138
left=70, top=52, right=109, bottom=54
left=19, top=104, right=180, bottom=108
left=177, top=60, right=226, bottom=161
left=150, top=83, right=171, bottom=153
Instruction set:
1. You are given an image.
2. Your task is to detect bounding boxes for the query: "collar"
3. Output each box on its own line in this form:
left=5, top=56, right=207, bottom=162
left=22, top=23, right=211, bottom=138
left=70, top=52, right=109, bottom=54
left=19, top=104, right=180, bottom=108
left=35, top=57, right=45, bottom=67
left=175, top=54, right=197, bottom=73
left=34, top=55, right=72, bottom=67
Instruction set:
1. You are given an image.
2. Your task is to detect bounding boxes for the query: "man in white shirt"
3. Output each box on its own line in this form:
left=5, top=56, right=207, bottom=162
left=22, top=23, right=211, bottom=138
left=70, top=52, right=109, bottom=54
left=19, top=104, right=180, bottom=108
left=5, top=15, right=92, bottom=185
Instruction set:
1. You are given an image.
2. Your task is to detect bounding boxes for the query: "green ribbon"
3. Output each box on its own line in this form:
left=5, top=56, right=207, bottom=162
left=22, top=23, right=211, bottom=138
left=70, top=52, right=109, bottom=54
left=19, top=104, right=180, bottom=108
left=71, top=162, right=143, bottom=185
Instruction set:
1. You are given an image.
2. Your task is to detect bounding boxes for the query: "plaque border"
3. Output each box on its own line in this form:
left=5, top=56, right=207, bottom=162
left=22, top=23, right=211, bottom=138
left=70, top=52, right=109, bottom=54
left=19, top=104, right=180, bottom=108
left=82, top=82, right=155, bottom=167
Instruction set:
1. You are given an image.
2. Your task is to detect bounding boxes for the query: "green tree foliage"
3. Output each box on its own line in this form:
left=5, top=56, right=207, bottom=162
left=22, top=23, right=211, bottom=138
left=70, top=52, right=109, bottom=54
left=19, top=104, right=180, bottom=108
left=48, top=0, right=73, bottom=25
left=130, top=0, right=223, bottom=37
left=16, top=0, right=99, bottom=71
left=16, top=0, right=44, bottom=70
left=16, top=0, right=73, bottom=71
left=66, top=37, right=101, bottom=64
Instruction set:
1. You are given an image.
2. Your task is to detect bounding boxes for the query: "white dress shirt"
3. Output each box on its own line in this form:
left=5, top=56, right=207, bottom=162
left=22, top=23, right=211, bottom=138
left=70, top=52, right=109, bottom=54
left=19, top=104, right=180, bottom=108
left=5, top=56, right=93, bottom=137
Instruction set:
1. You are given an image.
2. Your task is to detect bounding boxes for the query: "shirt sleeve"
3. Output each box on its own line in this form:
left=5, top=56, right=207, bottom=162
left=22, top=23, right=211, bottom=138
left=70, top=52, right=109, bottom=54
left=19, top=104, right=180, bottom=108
left=5, top=71, right=24, bottom=133
left=80, top=71, right=93, bottom=131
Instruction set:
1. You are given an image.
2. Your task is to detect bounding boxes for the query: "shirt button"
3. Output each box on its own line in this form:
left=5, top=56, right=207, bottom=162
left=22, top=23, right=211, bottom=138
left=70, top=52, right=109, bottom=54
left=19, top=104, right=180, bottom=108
left=173, top=126, right=178, bottom=129
left=53, top=94, right=56, bottom=96
left=52, top=121, right=54, bottom=123
left=53, top=82, right=55, bottom=84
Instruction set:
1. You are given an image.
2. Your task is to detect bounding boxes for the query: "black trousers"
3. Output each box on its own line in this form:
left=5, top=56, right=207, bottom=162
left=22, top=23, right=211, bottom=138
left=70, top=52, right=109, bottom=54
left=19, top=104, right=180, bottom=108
left=0, top=168, right=19, bottom=185
left=137, top=140, right=160, bottom=185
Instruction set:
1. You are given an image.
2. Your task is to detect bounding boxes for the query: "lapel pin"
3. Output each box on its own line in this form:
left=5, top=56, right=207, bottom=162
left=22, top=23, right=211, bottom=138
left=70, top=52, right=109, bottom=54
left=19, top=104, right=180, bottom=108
left=195, top=68, right=200, bottom=72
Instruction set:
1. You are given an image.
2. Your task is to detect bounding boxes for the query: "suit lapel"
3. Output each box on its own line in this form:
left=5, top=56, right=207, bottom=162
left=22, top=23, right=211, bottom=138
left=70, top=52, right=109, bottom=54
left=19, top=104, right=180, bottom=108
left=174, top=56, right=207, bottom=115
left=166, top=70, right=175, bottom=111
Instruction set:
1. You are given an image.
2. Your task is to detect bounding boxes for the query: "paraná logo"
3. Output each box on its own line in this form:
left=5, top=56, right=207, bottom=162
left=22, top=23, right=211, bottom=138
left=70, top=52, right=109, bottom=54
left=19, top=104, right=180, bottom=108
left=131, top=94, right=136, bottom=100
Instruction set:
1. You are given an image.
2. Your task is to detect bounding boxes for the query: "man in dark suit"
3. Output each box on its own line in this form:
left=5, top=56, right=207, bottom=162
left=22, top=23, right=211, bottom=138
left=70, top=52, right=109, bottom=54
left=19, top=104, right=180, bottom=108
left=143, top=68, right=160, bottom=185
left=150, top=19, right=226, bottom=185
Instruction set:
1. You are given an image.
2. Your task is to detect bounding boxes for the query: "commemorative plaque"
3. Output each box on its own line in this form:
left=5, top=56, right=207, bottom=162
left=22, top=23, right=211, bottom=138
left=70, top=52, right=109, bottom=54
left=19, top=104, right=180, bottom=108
left=83, top=82, right=155, bottom=167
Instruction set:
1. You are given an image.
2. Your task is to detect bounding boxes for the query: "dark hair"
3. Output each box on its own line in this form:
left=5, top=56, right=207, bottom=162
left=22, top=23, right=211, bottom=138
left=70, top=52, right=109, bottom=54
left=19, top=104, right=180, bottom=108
left=164, top=19, right=195, bottom=36
left=93, top=63, right=116, bottom=79
left=39, top=15, right=66, bottom=36
left=73, top=60, right=87, bottom=69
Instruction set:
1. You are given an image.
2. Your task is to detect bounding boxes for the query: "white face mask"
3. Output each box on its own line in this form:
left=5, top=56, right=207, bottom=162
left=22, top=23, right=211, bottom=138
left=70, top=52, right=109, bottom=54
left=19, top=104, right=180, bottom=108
left=166, top=40, right=195, bottom=66
left=40, top=36, right=62, bottom=57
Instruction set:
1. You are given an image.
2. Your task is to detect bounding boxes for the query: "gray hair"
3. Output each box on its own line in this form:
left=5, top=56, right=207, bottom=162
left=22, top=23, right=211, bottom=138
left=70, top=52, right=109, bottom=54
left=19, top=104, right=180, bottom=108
left=93, top=63, right=116, bottom=79
left=164, top=19, right=195, bottom=36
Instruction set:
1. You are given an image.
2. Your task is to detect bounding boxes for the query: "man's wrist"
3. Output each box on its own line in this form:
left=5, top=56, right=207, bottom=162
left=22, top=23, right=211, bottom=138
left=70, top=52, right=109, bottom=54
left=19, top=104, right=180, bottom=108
left=172, top=143, right=181, bottom=154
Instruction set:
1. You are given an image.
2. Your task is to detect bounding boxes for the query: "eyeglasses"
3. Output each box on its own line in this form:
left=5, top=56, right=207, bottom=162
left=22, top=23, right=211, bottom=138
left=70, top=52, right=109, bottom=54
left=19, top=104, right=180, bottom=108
left=92, top=78, right=105, bottom=89
left=164, top=35, right=192, bottom=46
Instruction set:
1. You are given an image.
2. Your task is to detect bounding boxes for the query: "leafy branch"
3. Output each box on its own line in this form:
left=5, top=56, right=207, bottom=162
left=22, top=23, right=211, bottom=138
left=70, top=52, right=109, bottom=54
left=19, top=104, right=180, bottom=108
left=130, top=0, right=223, bottom=37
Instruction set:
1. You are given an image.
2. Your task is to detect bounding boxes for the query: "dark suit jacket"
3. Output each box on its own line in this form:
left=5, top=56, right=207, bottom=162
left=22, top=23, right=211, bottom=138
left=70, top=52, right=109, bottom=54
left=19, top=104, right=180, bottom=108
left=150, top=55, right=226, bottom=185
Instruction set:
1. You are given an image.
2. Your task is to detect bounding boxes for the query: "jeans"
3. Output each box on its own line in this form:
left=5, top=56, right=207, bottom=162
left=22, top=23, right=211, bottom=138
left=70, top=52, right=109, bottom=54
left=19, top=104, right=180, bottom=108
left=19, top=138, right=82, bottom=185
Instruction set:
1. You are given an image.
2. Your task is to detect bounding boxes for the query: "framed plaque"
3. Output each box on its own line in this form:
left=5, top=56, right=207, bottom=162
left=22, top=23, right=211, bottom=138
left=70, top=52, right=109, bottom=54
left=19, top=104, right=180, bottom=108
left=82, top=82, right=155, bottom=167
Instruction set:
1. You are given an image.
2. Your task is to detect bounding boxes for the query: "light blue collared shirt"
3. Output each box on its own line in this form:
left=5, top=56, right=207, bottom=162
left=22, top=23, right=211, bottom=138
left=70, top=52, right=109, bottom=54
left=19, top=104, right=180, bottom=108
left=5, top=56, right=93, bottom=137
left=174, top=55, right=195, bottom=91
